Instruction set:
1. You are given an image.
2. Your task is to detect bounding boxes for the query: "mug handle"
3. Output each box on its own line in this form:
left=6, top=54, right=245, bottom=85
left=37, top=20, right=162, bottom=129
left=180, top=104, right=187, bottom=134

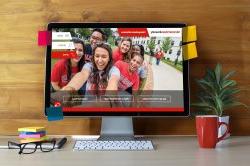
left=217, top=122, right=229, bottom=142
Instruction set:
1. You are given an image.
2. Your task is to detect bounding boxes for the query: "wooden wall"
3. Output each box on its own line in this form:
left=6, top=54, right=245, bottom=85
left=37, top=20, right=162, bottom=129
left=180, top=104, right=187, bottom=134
left=0, top=0, right=249, bottom=135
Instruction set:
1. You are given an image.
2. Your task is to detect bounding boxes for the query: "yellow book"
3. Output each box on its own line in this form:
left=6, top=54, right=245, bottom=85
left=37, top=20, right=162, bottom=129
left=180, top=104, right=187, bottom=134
left=18, top=127, right=46, bottom=132
left=20, top=136, right=49, bottom=143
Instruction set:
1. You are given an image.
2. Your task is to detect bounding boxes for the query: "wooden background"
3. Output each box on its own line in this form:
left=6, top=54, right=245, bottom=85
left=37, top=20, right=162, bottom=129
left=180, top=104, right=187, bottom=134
left=0, top=0, right=249, bottom=135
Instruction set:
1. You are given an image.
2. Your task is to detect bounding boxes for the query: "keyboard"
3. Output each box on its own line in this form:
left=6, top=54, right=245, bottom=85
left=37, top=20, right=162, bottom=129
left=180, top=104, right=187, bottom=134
left=73, top=140, right=154, bottom=151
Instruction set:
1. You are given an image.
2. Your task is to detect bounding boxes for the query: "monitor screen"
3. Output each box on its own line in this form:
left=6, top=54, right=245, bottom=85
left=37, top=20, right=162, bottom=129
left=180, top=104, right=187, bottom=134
left=45, top=23, right=189, bottom=116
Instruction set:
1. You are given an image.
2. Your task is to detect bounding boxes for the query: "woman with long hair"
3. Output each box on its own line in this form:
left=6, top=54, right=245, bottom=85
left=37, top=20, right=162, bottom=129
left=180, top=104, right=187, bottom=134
left=112, top=37, right=132, bottom=63
left=51, top=37, right=85, bottom=91
left=62, top=43, right=120, bottom=96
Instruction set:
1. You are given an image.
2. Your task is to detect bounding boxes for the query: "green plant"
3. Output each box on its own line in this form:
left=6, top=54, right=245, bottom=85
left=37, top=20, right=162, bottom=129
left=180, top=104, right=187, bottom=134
left=192, top=63, right=248, bottom=116
left=161, top=37, right=172, bottom=54
left=147, top=39, right=156, bottom=53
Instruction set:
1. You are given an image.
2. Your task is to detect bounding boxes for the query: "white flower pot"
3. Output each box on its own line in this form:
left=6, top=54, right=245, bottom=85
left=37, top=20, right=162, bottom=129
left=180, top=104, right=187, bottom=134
left=218, top=116, right=230, bottom=139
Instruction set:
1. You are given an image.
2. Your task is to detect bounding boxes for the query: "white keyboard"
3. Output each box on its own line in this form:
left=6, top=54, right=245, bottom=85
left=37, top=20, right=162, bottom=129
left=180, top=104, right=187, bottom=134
left=73, top=140, right=154, bottom=151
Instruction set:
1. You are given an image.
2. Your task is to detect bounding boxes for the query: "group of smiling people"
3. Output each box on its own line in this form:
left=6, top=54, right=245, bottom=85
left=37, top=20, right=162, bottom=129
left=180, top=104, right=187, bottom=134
left=51, top=28, right=148, bottom=97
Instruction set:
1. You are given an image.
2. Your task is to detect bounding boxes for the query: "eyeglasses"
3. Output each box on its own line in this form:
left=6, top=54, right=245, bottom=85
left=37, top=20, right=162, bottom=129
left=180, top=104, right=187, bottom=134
left=8, top=139, right=56, bottom=154
left=91, top=35, right=102, bottom=42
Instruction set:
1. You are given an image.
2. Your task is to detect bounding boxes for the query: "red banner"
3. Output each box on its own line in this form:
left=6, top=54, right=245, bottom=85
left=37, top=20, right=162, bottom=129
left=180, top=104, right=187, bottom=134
left=52, top=51, right=77, bottom=58
left=63, top=107, right=184, bottom=112
left=118, top=28, right=149, bottom=37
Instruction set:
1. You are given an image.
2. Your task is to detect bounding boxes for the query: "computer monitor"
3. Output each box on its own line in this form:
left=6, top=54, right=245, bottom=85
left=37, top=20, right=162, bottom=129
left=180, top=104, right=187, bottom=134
left=45, top=23, right=189, bottom=140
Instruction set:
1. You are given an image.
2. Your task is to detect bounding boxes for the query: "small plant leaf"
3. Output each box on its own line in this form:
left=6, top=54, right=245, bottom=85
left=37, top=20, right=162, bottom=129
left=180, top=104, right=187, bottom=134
left=215, top=64, right=222, bottom=88
left=214, top=95, right=223, bottom=116
left=221, top=80, right=236, bottom=89
left=205, top=68, right=216, bottom=82
left=221, top=70, right=235, bottom=84
left=220, top=88, right=240, bottom=100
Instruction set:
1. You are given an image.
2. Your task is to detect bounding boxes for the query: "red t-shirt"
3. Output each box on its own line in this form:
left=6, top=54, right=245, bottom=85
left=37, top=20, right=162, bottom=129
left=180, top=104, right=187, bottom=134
left=155, top=51, right=164, bottom=59
left=114, top=60, right=139, bottom=91
left=112, top=47, right=123, bottom=63
left=51, top=59, right=79, bottom=88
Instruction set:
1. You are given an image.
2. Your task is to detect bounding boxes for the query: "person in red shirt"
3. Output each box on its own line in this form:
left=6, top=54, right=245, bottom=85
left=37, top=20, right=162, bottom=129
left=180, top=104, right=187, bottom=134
left=115, top=52, right=144, bottom=93
left=51, top=38, right=85, bottom=91
left=112, top=37, right=132, bottom=63
left=155, top=48, right=164, bottom=66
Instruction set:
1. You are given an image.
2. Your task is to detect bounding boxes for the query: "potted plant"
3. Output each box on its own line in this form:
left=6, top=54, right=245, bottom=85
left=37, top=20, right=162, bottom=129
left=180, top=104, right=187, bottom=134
left=192, top=63, right=248, bottom=138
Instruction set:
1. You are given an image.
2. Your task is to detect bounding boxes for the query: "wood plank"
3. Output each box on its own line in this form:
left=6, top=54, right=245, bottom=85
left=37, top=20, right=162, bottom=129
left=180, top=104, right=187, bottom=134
left=0, top=88, right=43, bottom=114
left=0, top=65, right=44, bottom=85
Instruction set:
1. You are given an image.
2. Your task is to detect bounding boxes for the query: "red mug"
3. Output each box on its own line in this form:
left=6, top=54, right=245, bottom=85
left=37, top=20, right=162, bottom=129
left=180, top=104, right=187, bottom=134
left=196, top=115, right=229, bottom=148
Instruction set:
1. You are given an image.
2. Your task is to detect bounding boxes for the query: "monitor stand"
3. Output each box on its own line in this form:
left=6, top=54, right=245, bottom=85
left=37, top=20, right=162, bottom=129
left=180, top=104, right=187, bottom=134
left=98, top=117, right=135, bottom=141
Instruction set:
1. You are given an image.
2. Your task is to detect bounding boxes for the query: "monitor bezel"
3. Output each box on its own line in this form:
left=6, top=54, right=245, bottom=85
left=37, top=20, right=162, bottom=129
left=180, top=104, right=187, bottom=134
left=45, top=22, right=189, bottom=117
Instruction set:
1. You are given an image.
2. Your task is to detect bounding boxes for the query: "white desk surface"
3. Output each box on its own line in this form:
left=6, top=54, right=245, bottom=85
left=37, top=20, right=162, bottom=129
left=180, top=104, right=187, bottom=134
left=0, top=135, right=249, bottom=166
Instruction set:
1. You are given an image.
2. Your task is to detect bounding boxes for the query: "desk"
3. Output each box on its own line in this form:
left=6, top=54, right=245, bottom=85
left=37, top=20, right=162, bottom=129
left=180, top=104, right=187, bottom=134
left=0, top=136, right=249, bottom=166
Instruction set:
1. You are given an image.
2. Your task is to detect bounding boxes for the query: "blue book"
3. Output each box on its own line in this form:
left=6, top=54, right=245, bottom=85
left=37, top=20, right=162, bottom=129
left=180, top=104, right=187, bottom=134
left=18, top=131, right=46, bottom=135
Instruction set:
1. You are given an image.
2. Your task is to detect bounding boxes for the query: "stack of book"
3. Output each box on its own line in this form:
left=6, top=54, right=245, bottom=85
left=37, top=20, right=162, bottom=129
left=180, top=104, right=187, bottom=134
left=18, top=127, right=48, bottom=143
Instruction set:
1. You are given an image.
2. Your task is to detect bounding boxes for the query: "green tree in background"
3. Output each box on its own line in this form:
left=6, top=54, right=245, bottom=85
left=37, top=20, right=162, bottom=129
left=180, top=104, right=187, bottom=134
left=77, top=28, right=91, bottom=39
left=102, top=28, right=115, bottom=46
left=161, top=37, right=172, bottom=55
left=102, top=28, right=112, bottom=40
left=147, top=39, right=156, bottom=55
